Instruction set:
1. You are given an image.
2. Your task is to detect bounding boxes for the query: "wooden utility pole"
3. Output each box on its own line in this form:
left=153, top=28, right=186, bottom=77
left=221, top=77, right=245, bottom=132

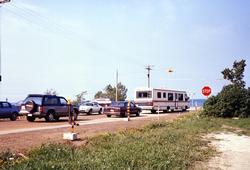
left=145, top=65, right=153, bottom=88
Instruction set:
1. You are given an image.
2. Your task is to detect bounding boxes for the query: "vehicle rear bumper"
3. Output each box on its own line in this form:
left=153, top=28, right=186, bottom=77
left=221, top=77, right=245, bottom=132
left=104, top=111, right=121, bottom=116
left=19, top=110, right=29, bottom=116
left=137, top=106, right=153, bottom=110
left=26, top=112, right=46, bottom=117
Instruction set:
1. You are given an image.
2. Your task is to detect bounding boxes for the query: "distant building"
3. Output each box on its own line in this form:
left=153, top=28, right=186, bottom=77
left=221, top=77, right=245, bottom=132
left=93, top=98, right=112, bottom=107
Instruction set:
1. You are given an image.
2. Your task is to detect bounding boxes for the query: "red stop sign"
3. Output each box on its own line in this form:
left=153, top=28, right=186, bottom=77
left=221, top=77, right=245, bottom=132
left=202, top=86, right=212, bottom=96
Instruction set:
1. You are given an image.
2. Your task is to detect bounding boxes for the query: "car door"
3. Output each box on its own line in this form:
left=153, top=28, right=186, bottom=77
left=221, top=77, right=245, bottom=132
left=130, top=102, right=137, bottom=114
left=93, top=103, right=99, bottom=112
left=59, top=97, right=69, bottom=116
left=1, top=102, right=11, bottom=118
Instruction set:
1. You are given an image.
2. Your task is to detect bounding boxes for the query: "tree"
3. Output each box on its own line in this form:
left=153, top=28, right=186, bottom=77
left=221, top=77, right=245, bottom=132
left=94, top=82, right=128, bottom=101
left=94, top=91, right=107, bottom=99
left=203, top=59, right=249, bottom=118
left=75, top=91, right=87, bottom=104
left=221, top=59, right=246, bottom=87
left=44, top=88, right=58, bottom=95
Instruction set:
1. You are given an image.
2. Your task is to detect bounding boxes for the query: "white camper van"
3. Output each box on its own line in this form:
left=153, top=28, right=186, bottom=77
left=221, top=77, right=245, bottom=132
left=135, top=88, right=189, bottom=113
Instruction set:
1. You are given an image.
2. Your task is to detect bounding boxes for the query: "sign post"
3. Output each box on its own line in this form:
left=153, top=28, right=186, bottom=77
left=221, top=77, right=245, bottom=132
left=127, top=99, right=130, bottom=121
left=63, top=98, right=78, bottom=141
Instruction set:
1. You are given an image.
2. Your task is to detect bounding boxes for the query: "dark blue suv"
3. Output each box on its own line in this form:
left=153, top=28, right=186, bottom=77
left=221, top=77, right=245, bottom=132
left=0, top=101, right=19, bottom=121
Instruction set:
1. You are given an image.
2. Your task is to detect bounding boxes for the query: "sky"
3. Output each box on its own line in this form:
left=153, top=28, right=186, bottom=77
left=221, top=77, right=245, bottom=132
left=0, top=0, right=250, bottom=102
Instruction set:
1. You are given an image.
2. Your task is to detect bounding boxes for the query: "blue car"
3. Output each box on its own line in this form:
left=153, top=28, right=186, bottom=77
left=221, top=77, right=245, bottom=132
left=0, top=101, right=19, bottom=121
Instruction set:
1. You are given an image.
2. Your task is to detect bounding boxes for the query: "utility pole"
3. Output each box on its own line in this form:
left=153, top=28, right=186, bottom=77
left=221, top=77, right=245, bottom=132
left=145, top=65, right=153, bottom=88
left=115, top=69, right=118, bottom=101
left=0, top=0, right=11, bottom=83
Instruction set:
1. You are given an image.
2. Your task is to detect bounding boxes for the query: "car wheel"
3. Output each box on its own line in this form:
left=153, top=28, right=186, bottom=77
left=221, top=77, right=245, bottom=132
left=87, top=109, right=92, bottom=115
left=45, top=111, right=55, bottom=122
left=151, top=110, right=156, bottom=114
left=107, top=115, right=111, bottom=117
left=54, top=116, right=60, bottom=121
left=98, top=108, right=102, bottom=114
left=136, top=111, right=140, bottom=117
left=120, top=112, right=125, bottom=117
left=27, top=116, right=35, bottom=122
left=10, top=112, right=18, bottom=121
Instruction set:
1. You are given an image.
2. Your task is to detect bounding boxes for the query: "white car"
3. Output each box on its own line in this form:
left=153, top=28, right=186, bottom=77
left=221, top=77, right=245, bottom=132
left=79, top=102, right=103, bottom=115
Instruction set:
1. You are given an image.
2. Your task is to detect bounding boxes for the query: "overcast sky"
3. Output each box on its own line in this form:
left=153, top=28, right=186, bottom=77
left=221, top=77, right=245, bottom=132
left=1, top=0, right=250, bottom=102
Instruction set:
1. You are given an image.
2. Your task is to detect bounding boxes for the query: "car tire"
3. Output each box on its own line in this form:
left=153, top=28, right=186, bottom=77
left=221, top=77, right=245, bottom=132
left=107, top=115, right=111, bottom=117
left=151, top=110, right=156, bottom=114
left=10, top=112, right=18, bottom=121
left=25, top=100, right=36, bottom=112
left=87, top=109, right=92, bottom=115
left=98, top=108, right=102, bottom=114
left=45, top=111, right=55, bottom=122
left=120, top=112, right=126, bottom=117
left=136, top=111, right=140, bottom=117
left=27, top=116, right=35, bottom=122
left=54, top=116, right=60, bottom=121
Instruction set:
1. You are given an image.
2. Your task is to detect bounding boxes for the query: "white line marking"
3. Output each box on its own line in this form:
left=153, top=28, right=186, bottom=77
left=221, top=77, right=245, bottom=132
left=0, top=113, right=178, bottom=135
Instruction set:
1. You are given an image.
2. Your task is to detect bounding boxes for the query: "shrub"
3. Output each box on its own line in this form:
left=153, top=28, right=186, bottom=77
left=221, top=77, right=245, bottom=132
left=203, top=84, right=249, bottom=118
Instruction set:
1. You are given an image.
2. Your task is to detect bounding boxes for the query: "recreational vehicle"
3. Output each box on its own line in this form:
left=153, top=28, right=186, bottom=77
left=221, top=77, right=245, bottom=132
left=134, top=88, right=189, bottom=113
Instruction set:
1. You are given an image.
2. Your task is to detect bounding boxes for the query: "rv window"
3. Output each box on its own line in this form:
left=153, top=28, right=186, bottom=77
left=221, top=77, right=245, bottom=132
left=168, top=93, right=174, bottom=101
left=157, top=92, right=161, bottom=98
left=178, top=94, right=184, bottom=101
left=163, top=92, right=166, bottom=98
left=136, top=91, right=152, bottom=98
left=185, top=94, right=189, bottom=101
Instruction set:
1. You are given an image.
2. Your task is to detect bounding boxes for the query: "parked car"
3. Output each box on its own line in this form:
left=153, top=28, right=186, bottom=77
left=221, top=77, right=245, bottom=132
left=19, top=94, right=79, bottom=122
left=0, top=101, right=20, bottom=121
left=79, top=102, right=103, bottom=115
left=104, top=101, right=141, bottom=117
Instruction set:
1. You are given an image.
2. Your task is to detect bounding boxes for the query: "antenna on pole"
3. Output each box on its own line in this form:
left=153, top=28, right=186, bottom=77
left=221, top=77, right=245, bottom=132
left=145, top=65, right=153, bottom=88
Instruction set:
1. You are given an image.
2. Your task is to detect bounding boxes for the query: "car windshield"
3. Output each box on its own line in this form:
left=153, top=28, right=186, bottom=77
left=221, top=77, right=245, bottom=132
left=23, top=96, right=43, bottom=105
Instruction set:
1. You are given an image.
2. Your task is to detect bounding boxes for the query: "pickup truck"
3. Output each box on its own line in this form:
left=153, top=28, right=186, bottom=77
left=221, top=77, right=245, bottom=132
left=19, top=94, right=79, bottom=122
left=0, top=101, right=20, bottom=121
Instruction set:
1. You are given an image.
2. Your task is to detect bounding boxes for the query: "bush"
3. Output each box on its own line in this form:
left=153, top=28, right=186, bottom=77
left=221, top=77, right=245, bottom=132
left=203, top=84, right=250, bottom=118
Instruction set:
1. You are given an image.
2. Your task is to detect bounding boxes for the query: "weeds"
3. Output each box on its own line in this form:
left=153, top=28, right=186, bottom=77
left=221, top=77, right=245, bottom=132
left=2, top=113, right=250, bottom=170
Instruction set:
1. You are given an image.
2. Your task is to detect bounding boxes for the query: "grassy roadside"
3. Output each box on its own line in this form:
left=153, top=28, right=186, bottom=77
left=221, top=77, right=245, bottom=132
left=1, top=112, right=250, bottom=170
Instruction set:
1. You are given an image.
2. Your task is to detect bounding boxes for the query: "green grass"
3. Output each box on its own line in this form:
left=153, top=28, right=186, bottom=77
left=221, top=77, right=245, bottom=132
left=2, top=112, right=250, bottom=170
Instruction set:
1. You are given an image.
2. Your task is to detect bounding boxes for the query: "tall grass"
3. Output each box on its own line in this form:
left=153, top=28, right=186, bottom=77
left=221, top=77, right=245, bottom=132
left=2, top=113, right=250, bottom=170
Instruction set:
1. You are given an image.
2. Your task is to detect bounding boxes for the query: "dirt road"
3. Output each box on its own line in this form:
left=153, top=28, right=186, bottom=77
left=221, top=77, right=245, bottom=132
left=207, top=132, right=250, bottom=170
left=0, top=112, right=184, bottom=153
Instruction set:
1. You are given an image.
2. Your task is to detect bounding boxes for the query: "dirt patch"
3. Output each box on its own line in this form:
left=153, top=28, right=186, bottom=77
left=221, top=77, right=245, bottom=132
left=206, top=132, right=250, bottom=170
